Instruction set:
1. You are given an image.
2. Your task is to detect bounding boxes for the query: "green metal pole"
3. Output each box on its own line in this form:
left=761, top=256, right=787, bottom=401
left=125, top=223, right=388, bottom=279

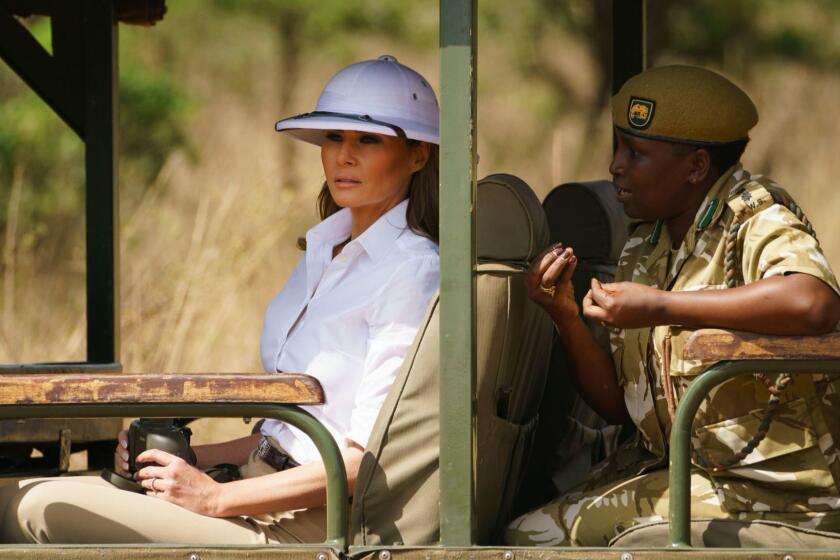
left=0, top=403, right=348, bottom=550
left=668, top=360, right=840, bottom=548
left=439, top=0, right=477, bottom=546
left=611, top=0, right=646, bottom=94
left=83, top=0, right=120, bottom=364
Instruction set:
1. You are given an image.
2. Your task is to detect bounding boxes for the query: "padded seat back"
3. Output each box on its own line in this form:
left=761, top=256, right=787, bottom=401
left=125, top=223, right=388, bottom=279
left=351, top=174, right=554, bottom=545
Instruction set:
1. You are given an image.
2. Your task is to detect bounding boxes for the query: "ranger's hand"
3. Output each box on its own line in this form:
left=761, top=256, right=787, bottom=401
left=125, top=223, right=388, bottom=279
left=583, top=278, right=664, bottom=329
left=115, top=429, right=130, bottom=475
left=526, top=242, right=579, bottom=327
left=136, top=448, right=223, bottom=517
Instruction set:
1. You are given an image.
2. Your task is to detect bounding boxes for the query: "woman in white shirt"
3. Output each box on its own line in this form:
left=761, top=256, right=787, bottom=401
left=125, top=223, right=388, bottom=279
left=0, top=55, right=440, bottom=545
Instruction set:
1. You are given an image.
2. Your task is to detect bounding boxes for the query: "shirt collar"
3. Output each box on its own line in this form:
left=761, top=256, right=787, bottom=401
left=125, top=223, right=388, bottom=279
left=693, top=162, right=745, bottom=233
left=647, top=162, right=744, bottom=246
left=305, top=199, right=410, bottom=263
left=354, top=199, right=410, bottom=263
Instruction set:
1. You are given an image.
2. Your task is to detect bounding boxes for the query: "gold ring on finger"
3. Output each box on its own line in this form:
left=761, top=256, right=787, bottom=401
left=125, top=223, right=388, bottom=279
left=539, top=284, right=556, bottom=297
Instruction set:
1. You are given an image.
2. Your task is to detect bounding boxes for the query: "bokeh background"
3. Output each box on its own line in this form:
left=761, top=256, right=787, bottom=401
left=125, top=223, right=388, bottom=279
left=1, top=1, right=839, bottom=442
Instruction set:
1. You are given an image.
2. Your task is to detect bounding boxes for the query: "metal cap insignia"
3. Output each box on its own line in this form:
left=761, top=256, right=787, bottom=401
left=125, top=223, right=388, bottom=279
left=628, top=97, right=655, bottom=129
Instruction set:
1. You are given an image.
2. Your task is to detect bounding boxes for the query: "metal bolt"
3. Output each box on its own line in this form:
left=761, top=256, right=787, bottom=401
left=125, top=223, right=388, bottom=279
left=503, top=551, right=514, bottom=560
left=783, top=556, right=794, bottom=560
left=189, top=554, right=200, bottom=560
left=379, top=551, right=392, bottom=560
left=620, top=553, right=633, bottom=560
left=316, top=553, right=328, bottom=560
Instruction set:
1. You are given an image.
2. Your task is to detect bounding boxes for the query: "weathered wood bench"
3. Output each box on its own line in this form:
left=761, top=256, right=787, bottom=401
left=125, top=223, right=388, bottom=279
left=0, top=372, right=350, bottom=551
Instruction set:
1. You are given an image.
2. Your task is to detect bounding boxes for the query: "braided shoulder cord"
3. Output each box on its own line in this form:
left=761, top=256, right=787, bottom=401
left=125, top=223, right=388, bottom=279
left=694, top=194, right=814, bottom=471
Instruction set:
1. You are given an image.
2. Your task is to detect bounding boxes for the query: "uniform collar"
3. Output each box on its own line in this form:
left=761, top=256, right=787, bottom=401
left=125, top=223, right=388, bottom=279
left=647, top=162, right=743, bottom=246
left=694, top=163, right=744, bottom=232
left=305, top=199, right=409, bottom=263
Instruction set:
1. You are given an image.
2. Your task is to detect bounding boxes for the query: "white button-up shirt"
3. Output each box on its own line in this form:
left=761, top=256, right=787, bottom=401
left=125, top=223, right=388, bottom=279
left=260, top=199, right=439, bottom=464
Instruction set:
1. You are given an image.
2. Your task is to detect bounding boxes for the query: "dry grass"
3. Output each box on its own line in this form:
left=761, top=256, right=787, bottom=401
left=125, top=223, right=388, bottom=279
left=1, top=33, right=839, bottom=446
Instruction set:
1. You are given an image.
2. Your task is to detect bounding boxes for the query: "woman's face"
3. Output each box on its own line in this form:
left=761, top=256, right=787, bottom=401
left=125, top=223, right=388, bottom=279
left=320, top=130, right=429, bottom=216
left=609, top=130, right=697, bottom=220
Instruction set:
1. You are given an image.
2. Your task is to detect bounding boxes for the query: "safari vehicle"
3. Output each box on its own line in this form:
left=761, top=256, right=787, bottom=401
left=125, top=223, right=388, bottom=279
left=1, top=0, right=839, bottom=558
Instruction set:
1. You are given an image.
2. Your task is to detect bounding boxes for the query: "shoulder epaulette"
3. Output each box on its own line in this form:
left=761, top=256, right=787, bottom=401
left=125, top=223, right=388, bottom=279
left=726, top=179, right=774, bottom=221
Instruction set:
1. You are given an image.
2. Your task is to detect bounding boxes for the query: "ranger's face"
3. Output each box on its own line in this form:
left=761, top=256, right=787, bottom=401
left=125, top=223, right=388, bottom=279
left=609, top=130, right=698, bottom=221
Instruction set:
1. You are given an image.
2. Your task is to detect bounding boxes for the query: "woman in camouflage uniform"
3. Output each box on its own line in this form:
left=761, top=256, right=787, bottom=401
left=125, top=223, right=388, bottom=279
left=506, top=65, right=840, bottom=546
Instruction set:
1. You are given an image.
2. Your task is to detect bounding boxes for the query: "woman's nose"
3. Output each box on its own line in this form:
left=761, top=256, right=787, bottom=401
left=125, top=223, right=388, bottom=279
left=609, top=149, right=624, bottom=177
left=338, top=140, right=357, bottom=165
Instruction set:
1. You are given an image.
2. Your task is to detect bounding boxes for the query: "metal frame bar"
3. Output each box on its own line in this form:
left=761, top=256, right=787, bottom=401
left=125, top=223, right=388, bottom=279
left=669, top=360, right=840, bottom=548
left=438, top=0, right=478, bottom=546
left=611, top=0, right=646, bottom=94
left=0, top=5, right=84, bottom=135
left=0, top=0, right=120, bottom=367
left=83, top=0, right=120, bottom=364
left=0, top=402, right=349, bottom=551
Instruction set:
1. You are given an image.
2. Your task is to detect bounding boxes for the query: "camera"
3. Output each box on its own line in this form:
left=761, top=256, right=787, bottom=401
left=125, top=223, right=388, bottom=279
left=101, top=418, right=196, bottom=493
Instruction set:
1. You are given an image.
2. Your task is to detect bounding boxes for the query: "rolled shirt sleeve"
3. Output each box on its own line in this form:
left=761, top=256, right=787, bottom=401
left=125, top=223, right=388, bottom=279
left=739, top=204, right=840, bottom=296
left=344, top=255, right=439, bottom=449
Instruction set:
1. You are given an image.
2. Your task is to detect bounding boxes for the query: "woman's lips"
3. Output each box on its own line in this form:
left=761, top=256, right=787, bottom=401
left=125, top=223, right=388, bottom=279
left=334, top=177, right=362, bottom=188
left=615, top=184, right=632, bottom=202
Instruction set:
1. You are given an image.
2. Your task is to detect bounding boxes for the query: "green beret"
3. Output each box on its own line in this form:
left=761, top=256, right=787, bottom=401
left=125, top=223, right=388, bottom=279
left=612, top=65, right=758, bottom=144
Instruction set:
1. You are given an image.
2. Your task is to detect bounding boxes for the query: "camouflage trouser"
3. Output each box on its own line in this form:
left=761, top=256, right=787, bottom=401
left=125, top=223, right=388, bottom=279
left=504, top=467, right=840, bottom=547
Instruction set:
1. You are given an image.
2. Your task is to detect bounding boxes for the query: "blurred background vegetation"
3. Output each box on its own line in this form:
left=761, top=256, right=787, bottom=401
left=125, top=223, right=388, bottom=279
left=1, top=0, right=839, bottom=440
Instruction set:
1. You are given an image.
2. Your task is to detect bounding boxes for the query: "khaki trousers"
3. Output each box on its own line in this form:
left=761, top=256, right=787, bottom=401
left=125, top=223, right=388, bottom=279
left=0, top=449, right=327, bottom=544
left=504, top=467, right=840, bottom=547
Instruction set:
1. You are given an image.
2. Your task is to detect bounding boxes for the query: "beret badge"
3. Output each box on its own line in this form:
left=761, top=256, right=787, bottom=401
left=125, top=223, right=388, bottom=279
left=628, top=97, right=655, bottom=129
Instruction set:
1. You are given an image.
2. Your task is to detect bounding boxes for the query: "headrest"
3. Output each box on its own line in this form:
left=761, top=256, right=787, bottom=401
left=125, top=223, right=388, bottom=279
left=477, top=174, right=549, bottom=263
left=542, top=180, right=632, bottom=263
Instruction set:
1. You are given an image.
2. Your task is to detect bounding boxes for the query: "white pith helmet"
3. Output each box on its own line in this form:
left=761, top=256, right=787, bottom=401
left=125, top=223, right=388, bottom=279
left=275, top=55, right=439, bottom=146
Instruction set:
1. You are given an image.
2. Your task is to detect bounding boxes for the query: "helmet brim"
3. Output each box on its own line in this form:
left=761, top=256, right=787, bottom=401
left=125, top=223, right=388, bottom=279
left=275, top=115, right=438, bottom=146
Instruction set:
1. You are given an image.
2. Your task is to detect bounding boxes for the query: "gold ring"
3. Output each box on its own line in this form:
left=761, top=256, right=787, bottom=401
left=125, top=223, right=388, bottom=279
left=538, top=284, right=556, bottom=297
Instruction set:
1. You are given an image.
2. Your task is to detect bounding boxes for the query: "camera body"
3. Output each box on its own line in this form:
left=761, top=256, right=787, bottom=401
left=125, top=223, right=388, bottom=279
left=102, top=418, right=196, bottom=493
left=127, top=418, right=197, bottom=472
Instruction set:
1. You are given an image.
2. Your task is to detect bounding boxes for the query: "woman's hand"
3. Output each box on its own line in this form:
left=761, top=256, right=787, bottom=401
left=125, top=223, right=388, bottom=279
left=526, top=242, right=579, bottom=326
left=135, top=448, right=223, bottom=517
left=583, top=278, right=664, bottom=329
left=115, top=429, right=130, bottom=475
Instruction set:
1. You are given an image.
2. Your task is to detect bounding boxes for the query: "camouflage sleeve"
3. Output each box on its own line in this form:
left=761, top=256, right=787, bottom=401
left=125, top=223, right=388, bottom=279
left=738, top=204, right=840, bottom=296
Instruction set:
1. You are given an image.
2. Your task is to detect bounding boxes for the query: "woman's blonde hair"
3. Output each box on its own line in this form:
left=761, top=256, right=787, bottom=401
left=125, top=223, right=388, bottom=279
left=316, top=142, right=439, bottom=244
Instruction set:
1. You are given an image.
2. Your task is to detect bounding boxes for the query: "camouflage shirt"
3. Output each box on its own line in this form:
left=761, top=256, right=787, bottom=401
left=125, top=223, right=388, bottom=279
left=611, top=164, right=840, bottom=513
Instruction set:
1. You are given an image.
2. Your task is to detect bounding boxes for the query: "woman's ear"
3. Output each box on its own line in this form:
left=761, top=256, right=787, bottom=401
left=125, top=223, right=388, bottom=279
left=687, top=149, right=712, bottom=185
left=410, top=142, right=431, bottom=173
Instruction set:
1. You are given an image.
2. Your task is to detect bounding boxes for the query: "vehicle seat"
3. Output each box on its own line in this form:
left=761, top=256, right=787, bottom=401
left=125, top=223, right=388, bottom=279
left=516, top=180, right=633, bottom=513
left=350, top=173, right=554, bottom=545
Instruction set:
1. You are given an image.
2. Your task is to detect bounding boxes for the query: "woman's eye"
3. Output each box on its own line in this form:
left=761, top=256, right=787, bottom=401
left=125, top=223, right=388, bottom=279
left=359, top=134, right=381, bottom=144
left=325, top=132, right=343, bottom=142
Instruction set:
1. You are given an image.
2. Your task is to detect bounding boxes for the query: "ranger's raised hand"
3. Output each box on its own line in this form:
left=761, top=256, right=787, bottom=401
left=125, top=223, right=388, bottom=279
left=526, top=242, right=579, bottom=326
